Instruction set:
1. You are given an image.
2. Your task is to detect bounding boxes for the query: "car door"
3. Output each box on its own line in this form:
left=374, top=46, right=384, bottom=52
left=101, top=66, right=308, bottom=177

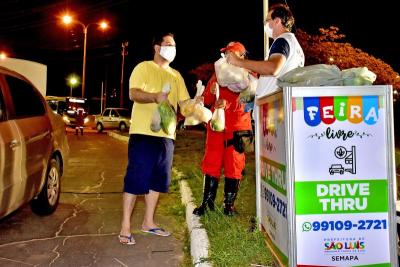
left=102, top=109, right=112, bottom=128
left=110, top=109, right=120, bottom=128
left=0, top=75, right=24, bottom=217
left=5, top=74, right=52, bottom=202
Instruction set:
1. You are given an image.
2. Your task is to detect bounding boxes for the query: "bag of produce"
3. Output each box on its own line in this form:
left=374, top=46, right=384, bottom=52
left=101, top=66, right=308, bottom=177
left=239, top=75, right=258, bottom=103
left=157, top=84, right=177, bottom=135
left=180, top=80, right=205, bottom=117
left=277, top=64, right=343, bottom=87
left=182, top=80, right=212, bottom=125
left=183, top=116, right=201, bottom=126
left=215, top=54, right=250, bottom=92
left=341, top=67, right=376, bottom=86
left=210, top=84, right=225, bottom=132
left=150, top=108, right=161, bottom=132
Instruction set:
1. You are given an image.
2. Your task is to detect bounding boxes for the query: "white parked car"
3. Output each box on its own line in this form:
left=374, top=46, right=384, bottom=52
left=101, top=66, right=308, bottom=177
left=0, top=58, right=69, bottom=218
left=95, top=107, right=131, bottom=132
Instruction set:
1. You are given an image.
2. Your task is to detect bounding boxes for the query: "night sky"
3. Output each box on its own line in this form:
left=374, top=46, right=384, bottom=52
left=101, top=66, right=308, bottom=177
left=0, top=0, right=398, bottom=111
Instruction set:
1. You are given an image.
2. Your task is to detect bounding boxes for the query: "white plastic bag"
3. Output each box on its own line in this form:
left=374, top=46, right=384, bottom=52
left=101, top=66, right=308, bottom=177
left=215, top=54, right=250, bottom=92
left=210, top=84, right=225, bottom=132
left=150, top=108, right=161, bottom=132
left=277, top=64, right=343, bottom=87
left=341, top=67, right=376, bottom=86
left=180, top=80, right=204, bottom=117
left=182, top=80, right=212, bottom=125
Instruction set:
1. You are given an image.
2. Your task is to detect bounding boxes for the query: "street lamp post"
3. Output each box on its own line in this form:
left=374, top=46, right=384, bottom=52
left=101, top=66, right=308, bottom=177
left=120, top=41, right=128, bottom=107
left=62, top=14, right=108, bottom=98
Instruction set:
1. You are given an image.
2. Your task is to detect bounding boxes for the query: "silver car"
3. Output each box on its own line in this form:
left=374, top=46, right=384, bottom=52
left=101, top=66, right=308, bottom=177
left=95, top=107, right=131, bottom=132
left=0, top=58, right=69, bottom=218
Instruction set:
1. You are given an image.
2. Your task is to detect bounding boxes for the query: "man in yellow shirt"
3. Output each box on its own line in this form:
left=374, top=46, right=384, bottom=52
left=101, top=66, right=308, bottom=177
left=119, top=32, right=190, bottom=245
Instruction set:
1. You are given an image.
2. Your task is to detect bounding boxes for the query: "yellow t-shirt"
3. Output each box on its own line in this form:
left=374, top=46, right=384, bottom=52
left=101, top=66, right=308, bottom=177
left=128, top=61, right=190, bottom=139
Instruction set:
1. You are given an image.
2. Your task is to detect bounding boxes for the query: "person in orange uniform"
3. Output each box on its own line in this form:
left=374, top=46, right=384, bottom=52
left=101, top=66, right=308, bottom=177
left=193, top=42, right=254, bottom=216
left=75, top=108, right=85, bottom=136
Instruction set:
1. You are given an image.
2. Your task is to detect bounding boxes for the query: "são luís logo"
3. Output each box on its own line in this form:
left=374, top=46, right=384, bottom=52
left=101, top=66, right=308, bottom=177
left=324, top=240, right=365, bottom=251
left=303, top=96, right=380, bottom=127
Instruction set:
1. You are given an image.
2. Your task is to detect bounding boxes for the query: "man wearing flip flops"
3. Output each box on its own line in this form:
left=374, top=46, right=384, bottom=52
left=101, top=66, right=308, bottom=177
left=118, top=31, right=190, bottom=245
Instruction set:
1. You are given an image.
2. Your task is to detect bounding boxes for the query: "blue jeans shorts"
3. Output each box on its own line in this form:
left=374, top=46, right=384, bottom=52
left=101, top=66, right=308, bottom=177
left=123, top=134, right=174, bottom=194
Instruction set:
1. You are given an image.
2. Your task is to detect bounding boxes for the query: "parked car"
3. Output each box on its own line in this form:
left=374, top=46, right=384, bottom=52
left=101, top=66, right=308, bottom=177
left=95, top=107, right=131, bottom=132
left=0, top=58, right=69, bottom=219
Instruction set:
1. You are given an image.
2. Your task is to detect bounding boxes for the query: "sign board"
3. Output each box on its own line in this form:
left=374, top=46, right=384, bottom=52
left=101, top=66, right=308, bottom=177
left=256, top=86, right=397, bottom=267
left=257, top=91, right=289, bottom=265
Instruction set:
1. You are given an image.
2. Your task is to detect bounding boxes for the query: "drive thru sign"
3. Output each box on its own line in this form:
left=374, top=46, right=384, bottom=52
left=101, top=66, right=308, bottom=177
left=256, top=85, right=397, bottom=266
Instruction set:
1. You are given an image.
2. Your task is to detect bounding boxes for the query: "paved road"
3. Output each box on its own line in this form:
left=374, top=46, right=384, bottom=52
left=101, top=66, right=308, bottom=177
left=0, top=132, right=184, bottom=267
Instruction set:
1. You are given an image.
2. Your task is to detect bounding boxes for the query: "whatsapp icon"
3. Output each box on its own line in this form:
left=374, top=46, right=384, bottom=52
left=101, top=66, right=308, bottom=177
left=302, top=222, right=312, bottom=232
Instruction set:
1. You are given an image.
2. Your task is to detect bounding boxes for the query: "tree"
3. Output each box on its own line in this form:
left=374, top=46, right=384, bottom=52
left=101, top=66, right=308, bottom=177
left=296, top=26, right=400, bottom=90
left=188, top=63, right=214, bottom=84
left=189, top=26, right=400, bottom=91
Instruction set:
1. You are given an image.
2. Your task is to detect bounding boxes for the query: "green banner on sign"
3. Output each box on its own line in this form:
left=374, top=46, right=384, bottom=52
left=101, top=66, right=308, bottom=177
left=295, top=179, right=388, bottom=215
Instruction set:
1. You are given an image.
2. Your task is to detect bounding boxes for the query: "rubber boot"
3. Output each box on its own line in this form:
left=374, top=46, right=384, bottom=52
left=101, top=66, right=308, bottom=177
left=223, top=178, right=241, bottom=216
left=193, top=175, right=219, bottom=216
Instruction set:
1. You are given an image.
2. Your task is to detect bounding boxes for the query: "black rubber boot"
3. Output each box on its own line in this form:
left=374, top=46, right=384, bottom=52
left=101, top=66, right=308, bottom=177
left=193, top=175, right=219, bottom=216
left=223, top=178, right=241, bottom=216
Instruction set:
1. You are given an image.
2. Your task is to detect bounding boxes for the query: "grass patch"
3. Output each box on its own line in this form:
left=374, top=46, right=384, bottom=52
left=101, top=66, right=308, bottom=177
left=173, top=129, right=273, bottom=266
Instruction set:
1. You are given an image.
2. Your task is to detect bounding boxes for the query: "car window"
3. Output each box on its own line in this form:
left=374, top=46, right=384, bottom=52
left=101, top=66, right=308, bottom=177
left=118, top=109, right=130, bottom=117
left=6, top=75, right=45, bottom=118
left=111, top=110, right=119, bottom=117
left=103, top=109, right=110, bottom=116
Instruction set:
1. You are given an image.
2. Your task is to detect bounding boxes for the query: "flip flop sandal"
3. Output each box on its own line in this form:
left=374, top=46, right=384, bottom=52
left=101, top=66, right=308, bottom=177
left=118, top=234, right=135, bottom=245
left=141, top=228, right=171, bottom=237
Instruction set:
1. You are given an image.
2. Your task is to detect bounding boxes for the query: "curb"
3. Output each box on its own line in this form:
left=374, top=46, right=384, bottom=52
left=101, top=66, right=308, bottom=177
left=107, top=132, right=211, bottom=266
left=107, top=131, right=129, bottom=142
left=180, top=180, right=212, bottom=267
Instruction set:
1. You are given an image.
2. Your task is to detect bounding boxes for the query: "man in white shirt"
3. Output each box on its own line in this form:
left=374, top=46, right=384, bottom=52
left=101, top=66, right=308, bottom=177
left=227, top=3, right=304, bottom=98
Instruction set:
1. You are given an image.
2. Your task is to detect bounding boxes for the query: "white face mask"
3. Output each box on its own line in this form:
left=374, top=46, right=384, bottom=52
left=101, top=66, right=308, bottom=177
left=159, top=46, right=176, bottom=62
left=264, top=23, right=273, bottom=38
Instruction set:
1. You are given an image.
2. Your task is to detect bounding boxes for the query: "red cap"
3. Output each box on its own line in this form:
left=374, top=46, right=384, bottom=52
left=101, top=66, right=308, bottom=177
left=220, top=42, right=246, bottom=54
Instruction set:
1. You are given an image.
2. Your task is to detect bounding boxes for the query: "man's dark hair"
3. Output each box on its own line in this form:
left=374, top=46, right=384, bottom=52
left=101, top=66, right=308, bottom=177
left=152, top=32, right=175, bottom=54
left=270, top=4, right=295, bottom=32
left=152, top=32, right=175, bottom=47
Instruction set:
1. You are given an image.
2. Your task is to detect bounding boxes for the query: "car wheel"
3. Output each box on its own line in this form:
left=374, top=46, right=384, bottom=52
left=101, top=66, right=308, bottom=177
left=119, top=122, right=127, bottom=132
left=330, top=171, right=334, bottom=175
left=97, top=123, right=104, bottom=133
left=31, top=158, right=61, bottom=216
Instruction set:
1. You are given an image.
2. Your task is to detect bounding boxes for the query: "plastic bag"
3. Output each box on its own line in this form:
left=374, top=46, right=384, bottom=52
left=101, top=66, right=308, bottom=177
left=180, top=80, right=204, bottom=117
left=277, top=64, right=377, bottom=88
left=210, top=84, right=225, bottom=132
left=277, top=64, right=343, bottom=87
left=157, top=84, right=177, bottom=135
left=182, top=80, right=212, bottom=125
left=215, top=54, right=250, bottom=92
left=150, top=108, right=161, bottom=132
left=239, top=75, right=258, bottom=103
left=211, top=109, right=225, bottom=131
left=341, top=67, right=376, bottom=86
left=183, top=116, right=201, bottom=126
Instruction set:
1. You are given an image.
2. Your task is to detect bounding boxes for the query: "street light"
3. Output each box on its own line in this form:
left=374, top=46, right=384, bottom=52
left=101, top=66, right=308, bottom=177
left=61, top=14, right=109, bottom=98
left=0, top=52, right=7, bottom=60
left=68, top=75, right=78, bottom=96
